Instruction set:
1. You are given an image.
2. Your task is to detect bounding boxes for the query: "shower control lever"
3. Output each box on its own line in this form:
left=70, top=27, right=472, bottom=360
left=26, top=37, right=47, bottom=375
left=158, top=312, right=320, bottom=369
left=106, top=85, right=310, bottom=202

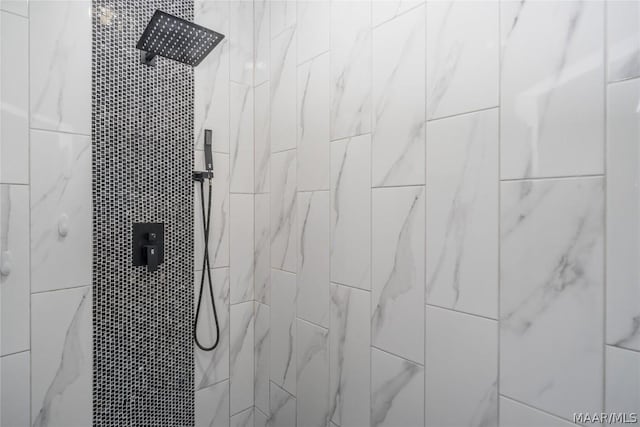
left=144, top=245, right=159, bottom=272
left=133, top=223, right=165, bottom=273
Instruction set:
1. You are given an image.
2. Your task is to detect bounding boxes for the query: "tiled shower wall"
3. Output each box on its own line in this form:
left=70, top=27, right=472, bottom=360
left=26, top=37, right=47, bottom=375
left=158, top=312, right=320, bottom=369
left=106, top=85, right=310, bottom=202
left=252, top=1, right=640, bottom=426
left=1, top=0, right=92, bottom=426
left=193, top=0, right=259, bottom=425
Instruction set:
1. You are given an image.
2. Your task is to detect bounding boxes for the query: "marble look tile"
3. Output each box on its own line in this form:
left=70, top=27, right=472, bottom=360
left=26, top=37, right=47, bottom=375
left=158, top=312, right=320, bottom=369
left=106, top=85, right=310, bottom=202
left=271, top=150, right=297, bottom=272
left=195, top=0, right=230, bottom=153
left=297, top=53, right=330, bottom=191
left=195, top=380, right=229, bottom=427
left=30, top=130, right=91, bottom=293
left=230, top=301, right=255, bottom=415
left=297, top=0, right=329, bottom=64
left=195, top=268, right=230, bottom=390
left=231, top=407, right=254, bottom=427
left=255, top=82, right=271, bottom=193
left=230, top=194, right=255, bottom=304
left=605, top=346, right=640, bottom=416
left=271, top=27, right=297, bottom=153
left=500, top=1, right=604, bottom=179
left=255, top=302, right=271, bottom=415
left=0, top=0, right=27, bottom=16
left=255, top=408, right=269, bottom=427
left=500, top=177, right=604, bottom=419
left=230, top=0, right=254, bottom=85
left=607, top=0, right=640, bottom=82
left=372, top=5, right=425, bottom=187
left=0, top=351, right=30, bottom=427
left=255, top=193, right=271, bottom=305
left=606, top=78, right=640, bottom=351
left=195, top=151, right=230, bottom=269
left=270, top=381, right=296, bottom=427
left=0, top=185, right=29, bottom=355
left=230, top=82, right=254, bottom=193
left=297, top=319, right=330, bottom=427
left=297, top=191, right=330, bottom=327
left=330, top=0, right=371, bottom=141
left=425, top=306, right=498, bottom=427
left=330, top=134, right=371, bottom=290
left=30, top=0, right=90, bottom=134
left=372, top=186, right=425, bottom=364
left=371, top=348, right=424, bottom=427
left=254, top=0, right=270, bottom=85
left=372, top=0, right=422, bottom=27
left=426, top=0, right=499, bottom=120
left=0, top=11, right=28, bottom=184
left=31, top=286, right=92, bottom=427
left=329, top=283, right=370, bottom=427
left=270, top=269, right=297, bottom=394
left=426, top=109, right=498, bottom=319
left=499, top=397, right=576, bottom=427
left=270, top=0, right=296, bottom=38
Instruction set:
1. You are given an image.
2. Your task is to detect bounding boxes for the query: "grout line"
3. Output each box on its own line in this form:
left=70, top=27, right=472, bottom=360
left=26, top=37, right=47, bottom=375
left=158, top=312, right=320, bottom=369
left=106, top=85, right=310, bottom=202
left=29, top=127, right=91, bottom=138
left=497, top=0, right=502, bottom=423
left=329, top=131, right=373, bottom=144
left=500, top=173, right=605, bottom=183
left=425, top=303, right=498, bottom=323
left=499, top=394, right=580, bottom=425
left=296, top=49, right=329, bottom=68
left=295, top=316, right=328, bottom=333
left=271, top=146, right=297, bottom=155
left=602, top=0, right=609, bottom=414
left=330, top=280, right=370, bottom=294
left=0, top=349, right=30, bottom=358
left=230, top=405, right=254, bottom=419
left=427, top=105, right=500, bottom=123
left=0, top=7, right=28, bottom=18
left=370, top=345, right=424, bottom=368
left=371, top=1, right=425, bottom=30
left=30, top=283, right=91, bottom=296
left=606, top=344, right=640, bottom=355
left=607, top=74, right=640, bottom=85
left=371, top=183, right=425, bottom=190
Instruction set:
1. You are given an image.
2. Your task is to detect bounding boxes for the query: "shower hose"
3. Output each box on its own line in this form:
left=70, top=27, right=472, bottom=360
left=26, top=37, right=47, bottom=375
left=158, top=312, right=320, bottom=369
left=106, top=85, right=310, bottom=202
left=193, top=177, right=221, bottom=351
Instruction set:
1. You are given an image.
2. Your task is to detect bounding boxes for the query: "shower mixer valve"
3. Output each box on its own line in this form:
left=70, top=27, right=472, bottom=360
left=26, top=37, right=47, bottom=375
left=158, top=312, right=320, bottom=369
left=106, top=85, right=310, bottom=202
left=132, top=223, right=165, bottom=272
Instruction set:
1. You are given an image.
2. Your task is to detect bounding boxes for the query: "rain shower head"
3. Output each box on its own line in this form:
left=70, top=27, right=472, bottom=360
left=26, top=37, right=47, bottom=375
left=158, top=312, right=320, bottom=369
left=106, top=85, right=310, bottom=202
left=136, top=10, right=225, bottom=67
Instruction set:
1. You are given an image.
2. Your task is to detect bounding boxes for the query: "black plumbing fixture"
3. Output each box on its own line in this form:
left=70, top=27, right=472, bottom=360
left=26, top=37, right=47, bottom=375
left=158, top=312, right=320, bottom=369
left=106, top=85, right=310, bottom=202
left=193, top=129, right=220, bottom=351
left=136, top=9, right=225, bottom=67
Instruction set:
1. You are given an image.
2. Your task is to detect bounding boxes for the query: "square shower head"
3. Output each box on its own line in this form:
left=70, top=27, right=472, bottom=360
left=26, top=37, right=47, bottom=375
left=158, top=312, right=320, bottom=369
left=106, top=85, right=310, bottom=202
left=136, top=10, right=225, bottom=67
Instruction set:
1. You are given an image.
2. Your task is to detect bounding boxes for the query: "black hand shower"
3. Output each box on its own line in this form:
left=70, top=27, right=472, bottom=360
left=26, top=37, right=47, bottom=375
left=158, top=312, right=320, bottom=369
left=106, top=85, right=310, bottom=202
left=136, top=9, right=225, bottom=67
left=193, top=130, right=219, bottom=351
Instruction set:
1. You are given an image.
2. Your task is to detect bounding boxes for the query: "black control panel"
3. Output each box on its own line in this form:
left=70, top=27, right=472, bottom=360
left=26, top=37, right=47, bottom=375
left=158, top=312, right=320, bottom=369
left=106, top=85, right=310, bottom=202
left=132, top=223, right=164, bottom=272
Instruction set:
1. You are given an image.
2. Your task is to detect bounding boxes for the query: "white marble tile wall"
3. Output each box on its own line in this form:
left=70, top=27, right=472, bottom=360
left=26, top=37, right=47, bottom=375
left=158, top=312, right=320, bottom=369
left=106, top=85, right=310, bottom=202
left=195, top=379, right=229, bottom=427
left=297, top=190, right=329, bottom=328
left=230, top=194, right=255, bottom=304
left=1, top=10, right=29, bottom=185
left=31, top=286, right=92, bottom=427
left=606, top=77, right=640, bottom=352
left=501, top=177, right=604, bottom=420
left=230, top=301, right=255, bottom=415
left=195, top=0, right=230, bottom=152
left=426, top=108, right=498, bottom=319
left=230, top=82, right=255, bottom=193
left=1, top=0, right=92, bottom=423
left=607, top=0, right=640, bottom=83
left=195, top=269, right=230, bottom=390
left=500, top=0, right=604, bottom=180
left=29, top=0, right=91, bottom=134
left=296, top=318, right=329, bottom=427
left=372, top=5, right=425, bottom=187
left=372, top=185, right=425, bottom=364
left=252, top=1, right=635, bottom=426
left=425, top=306, right=498, bottom=427
left=425, top=0, right=498, bottom=120
left=194, top=1, right=255, bottom=424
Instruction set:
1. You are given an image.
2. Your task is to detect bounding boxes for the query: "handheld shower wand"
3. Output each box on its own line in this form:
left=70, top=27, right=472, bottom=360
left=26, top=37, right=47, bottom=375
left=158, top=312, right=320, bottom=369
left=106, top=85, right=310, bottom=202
left=193, top=130, right=219, bottom=351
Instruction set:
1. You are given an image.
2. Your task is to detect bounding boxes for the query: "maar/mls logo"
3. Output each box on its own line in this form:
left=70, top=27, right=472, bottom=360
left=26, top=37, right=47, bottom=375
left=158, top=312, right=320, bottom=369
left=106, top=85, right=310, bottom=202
left=573, top=412, right=639, bottom=424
